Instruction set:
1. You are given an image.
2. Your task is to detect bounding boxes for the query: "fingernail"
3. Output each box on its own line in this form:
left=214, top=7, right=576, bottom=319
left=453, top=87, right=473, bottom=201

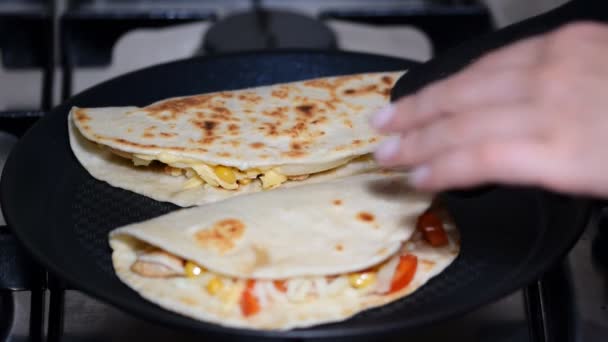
left=410, top=165, right=430, bottom=186
left=374, top=136, right=401, bottom=162
left=370, top=104, right=395, bottom=129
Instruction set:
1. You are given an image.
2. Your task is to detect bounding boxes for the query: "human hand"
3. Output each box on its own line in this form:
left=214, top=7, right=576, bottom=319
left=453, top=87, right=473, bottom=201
left=371, top=22, right=608, bottom=198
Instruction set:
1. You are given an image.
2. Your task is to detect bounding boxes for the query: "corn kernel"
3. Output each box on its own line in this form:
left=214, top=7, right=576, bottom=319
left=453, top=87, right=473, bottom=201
left=213, top=165, right=236, bottom=184
left=246, top=168, right=262, bottom=178
left=238, top=178, right=252, bottom=185
left=184, top=261, right=205, bottom=278
left=348, top=272, right=377, bottom=289
left=206, top=277, right=224, bottom=295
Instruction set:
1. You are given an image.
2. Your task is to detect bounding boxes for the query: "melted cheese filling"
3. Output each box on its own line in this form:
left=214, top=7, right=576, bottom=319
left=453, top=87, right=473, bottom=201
left=130, top=245, right=410, bottom=312
left=107, top=147, right=364, bottom=191
left=108, top=148, right=288, bottom=190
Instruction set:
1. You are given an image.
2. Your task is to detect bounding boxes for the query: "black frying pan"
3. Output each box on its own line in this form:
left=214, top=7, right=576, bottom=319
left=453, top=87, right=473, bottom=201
left=0, top=49, right=592, bottom=340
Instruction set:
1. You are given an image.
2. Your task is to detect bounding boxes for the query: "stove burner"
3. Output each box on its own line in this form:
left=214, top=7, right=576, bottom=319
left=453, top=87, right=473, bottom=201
left=202, top=9, right=336, bottom=54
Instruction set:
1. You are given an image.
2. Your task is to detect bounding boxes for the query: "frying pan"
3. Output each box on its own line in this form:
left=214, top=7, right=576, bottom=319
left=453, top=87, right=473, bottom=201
left=0, top=49, right=592, bottom=340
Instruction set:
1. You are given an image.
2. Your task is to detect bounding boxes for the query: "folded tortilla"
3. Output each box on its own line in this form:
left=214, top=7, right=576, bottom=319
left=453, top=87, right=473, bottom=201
left=109, top=173, right=460, bottom=330
left=70, top=71, right=404, bottom=206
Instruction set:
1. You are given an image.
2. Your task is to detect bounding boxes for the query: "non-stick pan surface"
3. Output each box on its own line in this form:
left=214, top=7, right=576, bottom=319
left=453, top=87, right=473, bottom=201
left=0, top=51, right=591, bottom=339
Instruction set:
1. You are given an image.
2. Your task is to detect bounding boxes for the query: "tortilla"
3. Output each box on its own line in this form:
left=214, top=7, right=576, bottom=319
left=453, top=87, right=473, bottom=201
left=109, top=173, right=460, bottom=330
left=69, top=71, right=404, bottom=206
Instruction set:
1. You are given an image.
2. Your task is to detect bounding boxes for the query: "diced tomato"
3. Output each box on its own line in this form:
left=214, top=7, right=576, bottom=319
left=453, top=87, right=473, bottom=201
left=240, top=280, right=260, bottom=317
left=417, top=209, right=449, bottom=247
left=389, top=254, right=418, bottom=293
left=273, top=280, right=287, bottom=292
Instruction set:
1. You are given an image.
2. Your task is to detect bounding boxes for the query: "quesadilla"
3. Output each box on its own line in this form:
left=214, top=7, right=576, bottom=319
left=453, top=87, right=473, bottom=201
left=109, top=173, right=460, bottom=330
left=69, top=71, right=404, bottom=206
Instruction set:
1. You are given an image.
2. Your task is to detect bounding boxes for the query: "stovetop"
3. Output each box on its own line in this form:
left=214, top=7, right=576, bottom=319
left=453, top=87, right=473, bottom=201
left=1, top=0, right=607, bottom=341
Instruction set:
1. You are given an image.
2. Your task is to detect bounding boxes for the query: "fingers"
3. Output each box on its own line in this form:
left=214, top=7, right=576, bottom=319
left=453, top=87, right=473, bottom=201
left=375, top=105, right=539, bottom=166
left=408, top=141, right=564, bottom=191
left=470, top=36, right=544, bottom=71
left=370, top=37, right=544, bottom=134
left=372, top=67, right=536, bottom=135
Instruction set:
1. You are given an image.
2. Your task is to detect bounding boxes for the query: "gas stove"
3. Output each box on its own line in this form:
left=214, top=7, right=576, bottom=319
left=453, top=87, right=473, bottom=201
left=1, top=1, right=606, bottom=341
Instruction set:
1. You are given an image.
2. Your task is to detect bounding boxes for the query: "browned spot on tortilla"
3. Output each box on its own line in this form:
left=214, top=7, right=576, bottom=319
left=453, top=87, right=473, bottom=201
left=304, top=79, right=334, bottom=89
left=334, top=145, right=347, bottom=151
left=179, top=297, right=198, bottom=306
left=421, top=259, right=436, bottom=271
left=290, top=142, right=302, bottom=150
left=126, top=128, right=133, bottom=133
left=376, top=247, right=388, bottom=256
left=368, top=137, right=378, bottom=143
left=159, top=114, right=175, bottom=121
left=219, top=92, right=233, bottom=99
left=259, top=122, right=279, bottom=137
left=284, top=122, right=306, bottom=138
left=352, top=139, right=362, bottom=146
left=159, top=132, right=176, bottom=138
left=144, top=125, right=157, bottom=131
left=217, top=152, right=231, bottom=157
left=228, top=123, right=239, bottom=132
left=82, top=125, right=91, bottom=131
left=229, top=140, right=240, bottom=148
left=382, top=88, right=391, bottom=97
left=210, top=113, right=237, bottom=122
left=199, top=136, right=218, bottom=145
left=109, top=138, right=159, bottom=149
left=142, top=132, right=155, bottom=138
left=357, top=212, right=375, bottom=222
left=263, top=107, right=288, bottom=119
left=311, top=116, right=328, bottom=125
left=145, top=94, right=213, bottom=115
left=212, top=106, right=230, bottom=115
left=249, top=117, right=258, bottom=123
left=333, top=199, right=342, bottom=206
left=250, top=142, right=265, bottom=149
left=259, top=154, right=270, bottom=159
left=271, top=89, right=289, bottom=99
left=335, top=244, right=344, bottom=252
left=343, top=84, right=378, bottom=96
left=74, top=109, right=91, bottom=123
left=195, top=219, right=246, bottom=253
left=295, top=104, right=315, bottom=118
left=282, top=150, right=307, bottom=158
left=382, top=76, right=393, bottom=85
left=204, top=121, right=217, bottom=131
left=252, top=245, right=270, bottom=268
left=238, top=92, right=262, bottom=103
left=343, top=119, right=353, bottom=128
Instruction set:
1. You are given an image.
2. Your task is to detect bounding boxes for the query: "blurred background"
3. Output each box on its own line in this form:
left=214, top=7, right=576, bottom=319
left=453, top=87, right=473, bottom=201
left=0, top=0, right=568, bottom=112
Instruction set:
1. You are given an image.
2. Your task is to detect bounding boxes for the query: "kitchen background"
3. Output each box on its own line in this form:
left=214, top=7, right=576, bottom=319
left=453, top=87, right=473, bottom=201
left=4, top=1, right=601, bottom=341
left=0, top=0, right=568, bottom=112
